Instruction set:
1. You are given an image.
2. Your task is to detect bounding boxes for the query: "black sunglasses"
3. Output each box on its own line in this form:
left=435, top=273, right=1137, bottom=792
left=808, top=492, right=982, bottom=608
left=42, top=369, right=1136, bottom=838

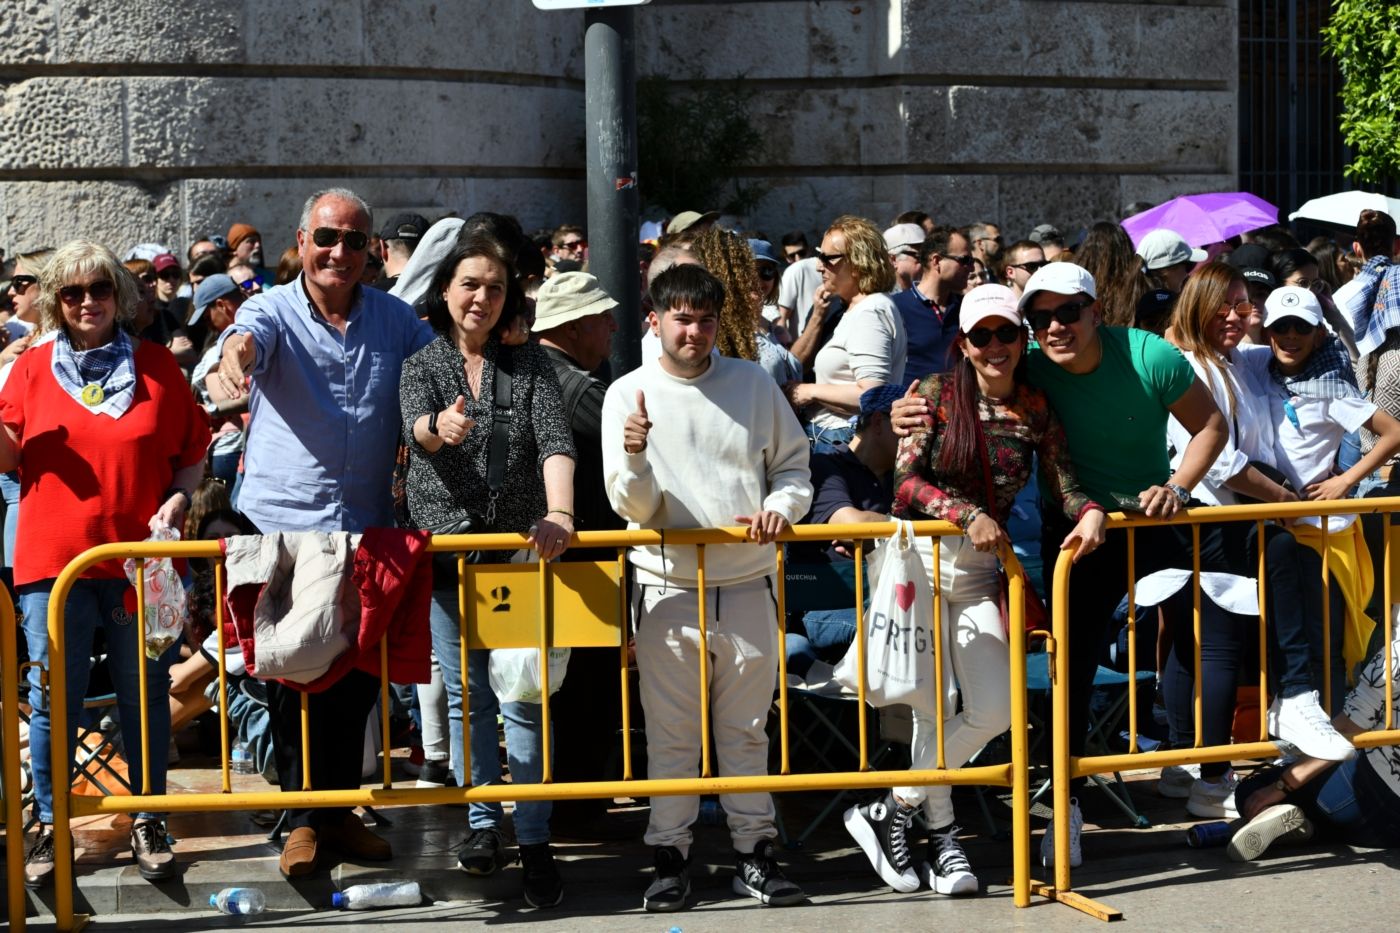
left=311, top=227, right=370, bottom=251
left=1267, top=318, right=1316, bottom=337
left=814, top=250, right=846, bottom=267
left=757, top=266, right=778, bottom=282
left=9, top=274, right=37, bottom=293
left=157, top=267, right=182, bottom=281
left=1010, top=260, right=1048, bottom=275
left=58, top=280, right=115, bottom=306
left=944, top=253, right=975, bottom=268
left=1026, top=296, right=1094, bottom=331
left=965, top=323, right=1023, bottom=348
left=139, top=272, right=157, bottom=284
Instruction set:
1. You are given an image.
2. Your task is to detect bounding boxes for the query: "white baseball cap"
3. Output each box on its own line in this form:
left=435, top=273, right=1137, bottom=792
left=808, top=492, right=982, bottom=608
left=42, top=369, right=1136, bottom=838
left=1018, top=262, right=1097, bottom=311
left=961, top=284, right=1022, bottom=328
left=1136, top=229, right=1208, bottom=271
left=1262, top=285, right=1323, bottom=329
left=883, top=223, right=925, bottom=255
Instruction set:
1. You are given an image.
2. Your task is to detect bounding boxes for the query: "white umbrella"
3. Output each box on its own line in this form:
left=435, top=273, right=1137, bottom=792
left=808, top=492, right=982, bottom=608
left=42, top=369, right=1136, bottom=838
left=1288, top=190, right=1400, bottom=227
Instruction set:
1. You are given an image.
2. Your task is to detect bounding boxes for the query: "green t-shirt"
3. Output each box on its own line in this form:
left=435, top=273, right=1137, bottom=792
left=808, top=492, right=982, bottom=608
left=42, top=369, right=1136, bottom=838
left=1027, top=326, right=1195, bottom=509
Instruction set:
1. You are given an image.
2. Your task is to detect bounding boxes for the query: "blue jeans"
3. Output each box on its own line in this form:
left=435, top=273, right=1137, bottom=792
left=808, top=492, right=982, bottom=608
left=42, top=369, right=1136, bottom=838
left=804, top=421, right=854, bottom=455
left=1239, top=755, right=1400, bottom=848
left=19, top=578, right=176, bottom=823
left=428, top=589, right=551, bottom=844
left=785, top=608, right=857, bottom=678
left=1, top=471, right=19, bottom=571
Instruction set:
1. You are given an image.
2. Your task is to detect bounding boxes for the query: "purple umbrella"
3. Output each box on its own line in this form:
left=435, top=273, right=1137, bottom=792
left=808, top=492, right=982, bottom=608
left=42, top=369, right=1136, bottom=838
left=1121, top=192, right=1279, bottom=248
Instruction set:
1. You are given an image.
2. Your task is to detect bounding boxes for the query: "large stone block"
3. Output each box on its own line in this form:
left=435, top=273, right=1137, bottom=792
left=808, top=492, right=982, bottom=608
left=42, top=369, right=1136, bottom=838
left=898, top=173, right=1003, bottom=230
left=243, top=0, right=365, bottom=66
left=364, top=1, right=582, bottom=79
left=0, top=78, right=126, bottom=170
left=746, top=86, right=907, bottom=167
left=123, top=76, right=584, bottom=170
left=900, top=0, right=1234, bottom=84
left=0, top=180, right=182, bottom=255
left=56, top=0, right=240, bottom=64
left=1118, top=173, right=1241, bottom=212
left=0, top=0, right=57, bottom=65
left=996, top=173, right=1125, bottom=238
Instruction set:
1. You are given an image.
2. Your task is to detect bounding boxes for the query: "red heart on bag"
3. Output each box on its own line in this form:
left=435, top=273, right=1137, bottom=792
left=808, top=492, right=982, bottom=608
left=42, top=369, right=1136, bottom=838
left=894, top=580, right=916, bottom=612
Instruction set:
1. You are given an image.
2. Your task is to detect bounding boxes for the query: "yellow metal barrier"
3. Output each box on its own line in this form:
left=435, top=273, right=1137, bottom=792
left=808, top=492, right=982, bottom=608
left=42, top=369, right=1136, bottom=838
left=1046, top=497, right=1400, bottom=920
left=0, top=588, right=24, bottom=930
left=31, top=521, right=1035, bottom=931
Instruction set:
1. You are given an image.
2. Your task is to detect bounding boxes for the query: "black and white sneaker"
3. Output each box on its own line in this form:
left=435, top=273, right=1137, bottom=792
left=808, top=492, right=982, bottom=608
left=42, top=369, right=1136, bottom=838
left=458, top=827, right=508, bottom=876
left=920, top=824, right=978, bottom=895
left=416, top=759, right=455, bottom=789
left=733, top=839, right=805, bottom=906
left=843, top=791, right=920, bottom=893
left=643, top=845, right=690, bottom=912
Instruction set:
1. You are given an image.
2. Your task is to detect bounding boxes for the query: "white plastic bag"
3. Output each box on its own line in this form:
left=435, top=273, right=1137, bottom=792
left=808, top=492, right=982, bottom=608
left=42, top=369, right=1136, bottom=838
left=122, top=524, right=188, bottom=660
left=833, top=521, right=939, bottom=714
left=488, top=647, right=570, bottom=704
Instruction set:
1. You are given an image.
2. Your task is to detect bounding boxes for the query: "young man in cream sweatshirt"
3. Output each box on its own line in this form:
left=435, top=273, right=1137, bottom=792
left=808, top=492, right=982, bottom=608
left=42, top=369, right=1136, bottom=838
left=602, top=264, right=813, bottom=912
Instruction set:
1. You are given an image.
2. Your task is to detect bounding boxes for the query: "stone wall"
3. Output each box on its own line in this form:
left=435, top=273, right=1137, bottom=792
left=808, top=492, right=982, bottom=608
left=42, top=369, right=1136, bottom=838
left=635, top=0, right=1239, bottom=240
left=0, top=0, right=1237, bottom=256
left=0, top=0, right=589, bottom=256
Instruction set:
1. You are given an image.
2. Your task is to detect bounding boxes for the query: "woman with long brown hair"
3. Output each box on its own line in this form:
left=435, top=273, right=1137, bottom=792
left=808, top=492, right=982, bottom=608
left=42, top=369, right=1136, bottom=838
left=1073, top=221, right=1152, bottom=327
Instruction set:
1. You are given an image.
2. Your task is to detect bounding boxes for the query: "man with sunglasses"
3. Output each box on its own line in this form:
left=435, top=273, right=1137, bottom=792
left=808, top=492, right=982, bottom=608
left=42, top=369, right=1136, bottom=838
left=890, top=225, right=972, bottom=383
left=967, top=222, right=1004, bottom=271
left=209, top=187, right=432, bottom=879
left=1001, top=239, right=1047, bottom=299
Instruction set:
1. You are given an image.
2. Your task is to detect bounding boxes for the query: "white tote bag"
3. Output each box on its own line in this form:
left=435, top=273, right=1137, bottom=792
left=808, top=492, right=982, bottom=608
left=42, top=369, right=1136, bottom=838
left=833, top=521, right=945, bottom=715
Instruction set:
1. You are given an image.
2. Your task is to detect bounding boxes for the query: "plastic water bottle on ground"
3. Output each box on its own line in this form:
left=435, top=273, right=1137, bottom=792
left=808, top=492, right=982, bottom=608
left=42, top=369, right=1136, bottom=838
left=230, top=740, right=256, bottom=774
left=331, top=881, right=422, bottom=910
left=210, top=887, right=265, bottom=914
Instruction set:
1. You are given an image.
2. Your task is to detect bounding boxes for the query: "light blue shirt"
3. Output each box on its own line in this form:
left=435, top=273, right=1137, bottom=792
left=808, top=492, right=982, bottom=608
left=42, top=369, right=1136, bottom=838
left=219, top=276, right=432, bottom=533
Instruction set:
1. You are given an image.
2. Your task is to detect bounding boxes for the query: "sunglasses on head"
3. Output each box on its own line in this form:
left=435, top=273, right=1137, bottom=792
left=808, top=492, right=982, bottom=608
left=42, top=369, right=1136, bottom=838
left=1267, top=317, right=1316, bottom=337
left=310, top=227, right=369, bottom=251
left=965, top=323, right=1023, bottom=348
left=814, top=250, right=845, bottom=267
left=58, top=280, right=115, bottom=306
left=1026, top=296, right=1093, bottom=331
left=9, top=274, right=37, bottom=293
left=757, top=265, right=778, bottom=282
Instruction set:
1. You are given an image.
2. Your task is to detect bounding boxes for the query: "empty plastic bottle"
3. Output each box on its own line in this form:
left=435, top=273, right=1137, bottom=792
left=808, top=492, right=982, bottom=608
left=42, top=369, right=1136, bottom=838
left=331, top=881, right=422, bottom=910
left=210, top=887, right=265, bottom=915
left=698, top=799, right=725, bottom=826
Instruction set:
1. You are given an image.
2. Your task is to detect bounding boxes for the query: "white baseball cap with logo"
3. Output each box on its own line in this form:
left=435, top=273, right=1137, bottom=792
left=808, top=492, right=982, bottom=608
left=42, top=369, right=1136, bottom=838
left=1262, top=285, right=1323, bottom=329
left=1017, top=262, right=1097, bottom=312
left=961, top=284, right=1022, bottom=328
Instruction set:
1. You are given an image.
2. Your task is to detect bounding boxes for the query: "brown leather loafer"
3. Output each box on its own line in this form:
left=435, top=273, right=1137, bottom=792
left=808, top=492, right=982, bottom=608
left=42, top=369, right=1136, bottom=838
left=279, top=826, right=319, bottom=877
left=323, top=812, right=392, bottom=861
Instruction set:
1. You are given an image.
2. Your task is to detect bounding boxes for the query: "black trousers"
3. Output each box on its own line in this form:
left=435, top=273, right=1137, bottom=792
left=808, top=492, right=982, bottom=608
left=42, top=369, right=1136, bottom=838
left=267, top=668, right=381, bottom=831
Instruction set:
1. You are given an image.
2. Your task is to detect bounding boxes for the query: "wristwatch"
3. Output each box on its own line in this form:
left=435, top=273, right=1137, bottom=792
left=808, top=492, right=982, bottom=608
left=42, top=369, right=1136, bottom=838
left=427, top=410, right=440, bottom=436
left=1165, top=482, right=1191, bottom=506
left=203, top=401, right=220, bottom=417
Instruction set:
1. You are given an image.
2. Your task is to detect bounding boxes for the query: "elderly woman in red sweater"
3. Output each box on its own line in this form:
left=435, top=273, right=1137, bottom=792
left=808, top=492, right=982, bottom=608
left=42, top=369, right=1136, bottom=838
left=0, top=240, right=210, bottom=889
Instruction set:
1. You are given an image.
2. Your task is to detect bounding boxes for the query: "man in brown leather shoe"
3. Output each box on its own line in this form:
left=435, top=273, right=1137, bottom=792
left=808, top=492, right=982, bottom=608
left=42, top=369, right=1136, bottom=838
left=279, top=826, right=319, bottom=878
left=320, top=810, right=393, bottom=861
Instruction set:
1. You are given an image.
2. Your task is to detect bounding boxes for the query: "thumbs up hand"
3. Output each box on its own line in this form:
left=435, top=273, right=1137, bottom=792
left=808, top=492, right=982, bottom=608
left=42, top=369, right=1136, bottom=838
left=624, top=390, right=652, bottom=454
left=437, top=395, right=475, bottom=446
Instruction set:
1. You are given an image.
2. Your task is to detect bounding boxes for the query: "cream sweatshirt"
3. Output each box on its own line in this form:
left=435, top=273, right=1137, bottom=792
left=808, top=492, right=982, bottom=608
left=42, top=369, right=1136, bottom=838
left=602, top=354, right=813, bottom=586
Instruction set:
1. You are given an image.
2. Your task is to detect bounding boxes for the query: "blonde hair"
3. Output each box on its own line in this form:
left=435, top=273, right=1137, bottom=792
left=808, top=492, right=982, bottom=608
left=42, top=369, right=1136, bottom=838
left=690, top=228, right=758, bottom=362
left=1168, top=261, right=1247, bottom=418
left=826, top=215, right=896, bottom=296
left=34, top=239, right=141, bottom=337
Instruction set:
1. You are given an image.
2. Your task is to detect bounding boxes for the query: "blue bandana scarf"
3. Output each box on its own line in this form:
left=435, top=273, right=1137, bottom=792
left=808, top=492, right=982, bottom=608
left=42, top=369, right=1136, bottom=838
left=49, top=328, right=137, bottom=418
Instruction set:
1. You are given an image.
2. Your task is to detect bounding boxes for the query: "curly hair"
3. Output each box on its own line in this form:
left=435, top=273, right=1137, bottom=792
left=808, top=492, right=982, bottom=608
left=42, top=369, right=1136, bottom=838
left=1072, top=222, right=1150, bottom=327
left=825, top=215, right=896, bottom=296
left=690, top=228, right=758, bottom=362
left=34, top=239, right=141, bottom=337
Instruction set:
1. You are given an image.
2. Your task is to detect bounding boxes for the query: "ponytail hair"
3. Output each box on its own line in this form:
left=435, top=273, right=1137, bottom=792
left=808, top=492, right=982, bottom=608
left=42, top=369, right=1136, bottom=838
left=935, top=331, right=1028, bottom=477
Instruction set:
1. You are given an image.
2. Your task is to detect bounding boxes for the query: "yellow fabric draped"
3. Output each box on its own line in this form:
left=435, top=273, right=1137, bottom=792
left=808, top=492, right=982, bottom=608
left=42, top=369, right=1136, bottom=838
left=1291, top=520, right=1376, bottom=685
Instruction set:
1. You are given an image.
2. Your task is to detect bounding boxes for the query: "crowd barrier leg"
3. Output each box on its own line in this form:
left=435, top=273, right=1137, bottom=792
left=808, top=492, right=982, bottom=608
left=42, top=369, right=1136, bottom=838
left=2, top=589, right=26, bottom=930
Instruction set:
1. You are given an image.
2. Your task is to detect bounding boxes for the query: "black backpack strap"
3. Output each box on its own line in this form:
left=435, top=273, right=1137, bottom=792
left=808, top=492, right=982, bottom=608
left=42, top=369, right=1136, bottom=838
left=485, top=345, right=514, bottom=496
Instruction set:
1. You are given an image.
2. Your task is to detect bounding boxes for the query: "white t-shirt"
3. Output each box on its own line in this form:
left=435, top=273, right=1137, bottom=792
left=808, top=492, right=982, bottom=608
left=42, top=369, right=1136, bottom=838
left=809, top=293, right=907, bottom=430
left=777, top=258, right=824, bottom=335
left=1168, top=345, right=1277, bottom=506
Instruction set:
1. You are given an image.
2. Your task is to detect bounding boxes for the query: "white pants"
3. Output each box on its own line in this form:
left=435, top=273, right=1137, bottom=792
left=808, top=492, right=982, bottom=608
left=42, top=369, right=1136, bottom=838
left=634, top=576, right=778, bottom=856
left=895, top=535, right=1010, bottom=828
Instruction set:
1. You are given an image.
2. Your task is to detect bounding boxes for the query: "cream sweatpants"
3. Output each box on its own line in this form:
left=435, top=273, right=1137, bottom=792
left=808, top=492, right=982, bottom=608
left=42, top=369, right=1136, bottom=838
left=895, top=534, right=1011, bottom=828
left=634, top=575, right=778, bottom=856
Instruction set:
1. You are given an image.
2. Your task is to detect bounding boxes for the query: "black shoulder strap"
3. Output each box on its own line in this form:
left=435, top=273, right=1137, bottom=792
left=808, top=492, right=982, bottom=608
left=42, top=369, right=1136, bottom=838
left=485, top=346, right=514, bottom=493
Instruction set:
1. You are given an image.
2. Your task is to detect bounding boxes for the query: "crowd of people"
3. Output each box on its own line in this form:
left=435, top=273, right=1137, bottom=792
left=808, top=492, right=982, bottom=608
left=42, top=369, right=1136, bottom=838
left=1, top=189, right=1399, bottom=912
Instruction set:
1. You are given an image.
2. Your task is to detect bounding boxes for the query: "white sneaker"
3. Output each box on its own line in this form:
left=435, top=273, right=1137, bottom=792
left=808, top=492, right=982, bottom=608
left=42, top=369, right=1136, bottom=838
left=1227, top=804, right=1314, bottom=861
left=1158, top=763, right=1199, bottom=799
left=1268, top=690, right=1356, bottom=762
left=1186, top=773, right=1238, bottom=819
left=1039, top=797, right=1083, bottom=868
